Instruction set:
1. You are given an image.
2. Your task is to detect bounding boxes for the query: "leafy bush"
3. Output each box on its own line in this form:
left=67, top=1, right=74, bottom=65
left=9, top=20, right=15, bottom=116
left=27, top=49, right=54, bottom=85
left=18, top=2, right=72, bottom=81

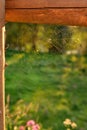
left=5, top=95, right=41, bottom=130
left=5, top=95, right=77, bottom=130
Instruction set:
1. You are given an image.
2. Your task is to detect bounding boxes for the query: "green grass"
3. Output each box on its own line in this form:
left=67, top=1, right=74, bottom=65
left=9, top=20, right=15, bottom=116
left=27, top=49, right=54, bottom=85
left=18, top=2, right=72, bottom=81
left=5, top=50, right=87, bottom=130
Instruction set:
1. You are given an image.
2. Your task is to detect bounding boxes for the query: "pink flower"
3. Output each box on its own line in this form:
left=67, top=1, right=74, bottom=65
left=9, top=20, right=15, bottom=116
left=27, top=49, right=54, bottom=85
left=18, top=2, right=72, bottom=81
left=19, top=126, right=25, bottom=130
left=27, top=120, right=35, bottom=127
left=32, top=124, right=40, bottom=130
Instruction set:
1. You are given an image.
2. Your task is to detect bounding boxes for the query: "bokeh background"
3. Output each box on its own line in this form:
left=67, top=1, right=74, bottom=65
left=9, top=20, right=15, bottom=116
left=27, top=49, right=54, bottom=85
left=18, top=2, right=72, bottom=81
left=5, top=23, right=87, bottom=130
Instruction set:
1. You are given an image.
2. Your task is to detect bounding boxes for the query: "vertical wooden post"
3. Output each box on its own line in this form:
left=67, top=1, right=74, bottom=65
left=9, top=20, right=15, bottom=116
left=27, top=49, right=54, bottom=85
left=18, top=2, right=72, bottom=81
left=0, top=0, right=5, bottom=130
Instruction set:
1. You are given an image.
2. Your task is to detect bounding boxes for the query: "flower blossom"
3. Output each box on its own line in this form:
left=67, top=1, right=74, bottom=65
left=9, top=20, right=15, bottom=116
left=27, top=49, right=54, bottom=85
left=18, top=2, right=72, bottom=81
left=32, top=124, right=40, bottom=130
left=27, top=120, right=35, bottom=127
left=71, top=122, right=77, bottom=129
left=19, top=126, right=25, bottom=130
left=63, top=119, right=71, bottom=126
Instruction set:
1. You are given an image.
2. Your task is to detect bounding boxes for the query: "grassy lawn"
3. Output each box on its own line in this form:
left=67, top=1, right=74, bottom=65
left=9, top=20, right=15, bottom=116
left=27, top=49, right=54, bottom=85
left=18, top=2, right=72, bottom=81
left=5, top=50, right=87, bottom=130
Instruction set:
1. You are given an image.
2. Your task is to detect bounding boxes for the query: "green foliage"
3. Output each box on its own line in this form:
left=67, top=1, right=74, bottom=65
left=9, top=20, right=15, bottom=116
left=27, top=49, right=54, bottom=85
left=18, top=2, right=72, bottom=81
left=6, top=23, right=87, bottom=54
left=49, top=25, right=72, bottom=53
left=6, top=23, right=72, bottom=53
left=5, top=50, right=87, bottom=130
left=6, top=23, right=52, bottom=52
left=5, top=96, right=41, bottom=130
left=6, top=96, right=30, bottom=130
left=66, top=26, right=87, bottom=54
left=63, top=119, right=77, bottom=130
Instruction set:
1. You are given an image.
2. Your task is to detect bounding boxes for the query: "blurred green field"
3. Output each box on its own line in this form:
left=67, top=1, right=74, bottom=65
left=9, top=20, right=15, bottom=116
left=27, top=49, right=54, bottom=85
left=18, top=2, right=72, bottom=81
left=5, top=50, right=87, bottom=130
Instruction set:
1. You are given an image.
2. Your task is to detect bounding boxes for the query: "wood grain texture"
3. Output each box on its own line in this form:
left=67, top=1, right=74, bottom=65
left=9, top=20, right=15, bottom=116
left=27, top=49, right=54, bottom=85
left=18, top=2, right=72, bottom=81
left=5, top=8, right=87, bottom=26
left=0, top=0, right=5, bottom=27
left=6, top=0, right=87, bottom=9
left=0, top=0, right=5, bottom=130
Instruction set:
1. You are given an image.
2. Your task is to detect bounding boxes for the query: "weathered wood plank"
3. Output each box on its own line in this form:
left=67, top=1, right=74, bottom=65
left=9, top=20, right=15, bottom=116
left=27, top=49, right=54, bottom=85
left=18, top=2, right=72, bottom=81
left=0, top=0, right=5, bottom=130
left=5, top=8, right=87, bottom=26
left=6, top=0, right=87, bottom=9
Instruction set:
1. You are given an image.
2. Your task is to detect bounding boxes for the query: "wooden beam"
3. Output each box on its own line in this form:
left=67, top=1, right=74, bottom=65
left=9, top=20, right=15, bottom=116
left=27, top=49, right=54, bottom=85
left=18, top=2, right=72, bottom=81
left=0, top=0, right=5, bottom=130
left=6, top=0, right=87, bottom=9
left=6, top=8, right=87, bottom=26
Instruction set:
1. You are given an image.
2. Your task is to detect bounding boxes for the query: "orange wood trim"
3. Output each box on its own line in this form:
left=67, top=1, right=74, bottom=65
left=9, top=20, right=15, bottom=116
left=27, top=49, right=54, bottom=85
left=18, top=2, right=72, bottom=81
left=6, top=0, right=87, bottom=9
left=6, top=8, right=87, bottom=26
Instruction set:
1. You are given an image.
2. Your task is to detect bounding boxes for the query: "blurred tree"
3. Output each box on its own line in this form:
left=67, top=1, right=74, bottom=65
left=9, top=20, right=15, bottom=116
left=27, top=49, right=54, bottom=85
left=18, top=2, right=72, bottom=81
left=68, top=26, right=87, bottom=55
left=6, top=23, right=87, bottom=54
left=49, top=25, right=72, bottom=53
left=6, top=23, right=52, bottom=52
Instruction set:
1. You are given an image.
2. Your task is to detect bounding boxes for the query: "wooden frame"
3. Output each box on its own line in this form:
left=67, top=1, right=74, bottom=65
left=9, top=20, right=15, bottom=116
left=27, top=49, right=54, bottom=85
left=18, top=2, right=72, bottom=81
left=0, top=0, right=5, bottom=130
left=5, top=8, right=87, bottom=26
left=5, top=0, right=87, bottom=8
left=1, top=0, right=87, bottom=130
left=5, top=0, right=87, bottom=26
